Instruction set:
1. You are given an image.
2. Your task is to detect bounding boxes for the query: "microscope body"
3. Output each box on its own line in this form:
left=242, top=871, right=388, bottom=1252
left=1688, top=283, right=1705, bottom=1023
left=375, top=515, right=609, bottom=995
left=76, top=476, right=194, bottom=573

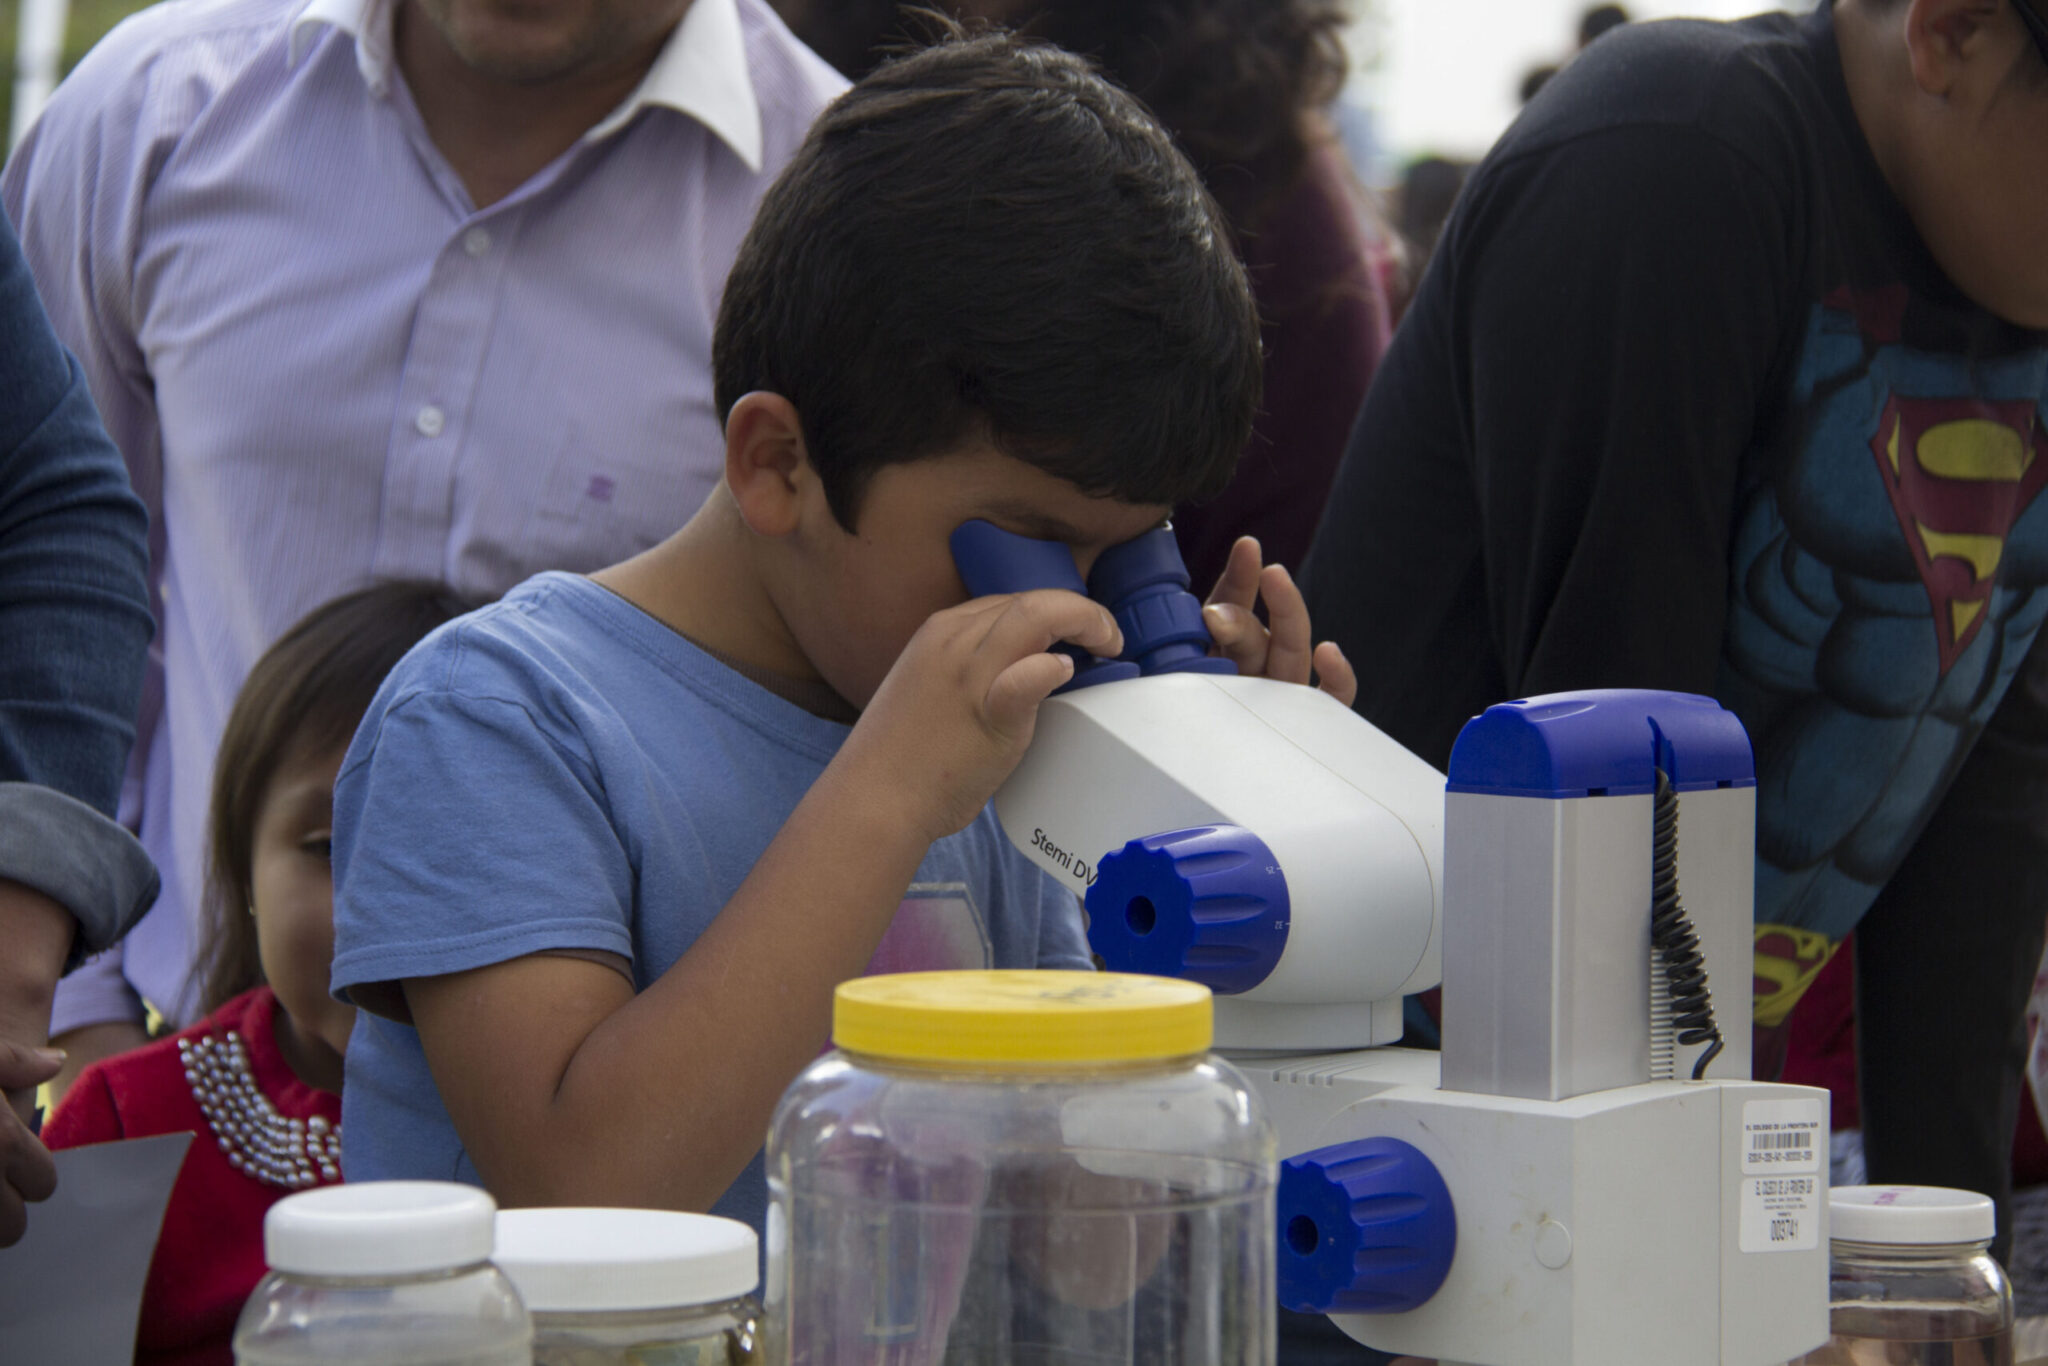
left=995, top=671, right=1443, bottom=1050
left=956, top=523, right=1831, bottom=1366
left=1251, top=1051, right=1825, bottom=1366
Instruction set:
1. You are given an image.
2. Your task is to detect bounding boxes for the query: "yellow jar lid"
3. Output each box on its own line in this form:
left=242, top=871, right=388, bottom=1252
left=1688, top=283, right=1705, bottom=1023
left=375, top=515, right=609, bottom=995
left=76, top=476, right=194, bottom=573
left=832, top=971, right=1212, bottom=1065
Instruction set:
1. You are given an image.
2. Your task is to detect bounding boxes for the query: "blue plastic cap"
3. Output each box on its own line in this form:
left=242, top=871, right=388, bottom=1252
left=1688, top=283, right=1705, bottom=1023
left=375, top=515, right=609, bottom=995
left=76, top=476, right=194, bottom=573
left=949, top=520, right=1138, bottom=693
left=1446, top=689, right=1755, bottom=798
left=1084, top=825, right=1288, bottom=994
left=1086, top=527, right=1237, bottom=678
left=952, top=518, right=1086, bottom=598
left=1278, top=1137, right=1457, bottom=1316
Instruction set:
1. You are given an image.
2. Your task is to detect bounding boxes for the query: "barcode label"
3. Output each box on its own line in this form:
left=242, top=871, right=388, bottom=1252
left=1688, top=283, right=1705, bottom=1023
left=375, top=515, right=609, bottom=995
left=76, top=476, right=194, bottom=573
left=1740, top=1175, right=1821, bottom=1253
left=1742, top=1098, right=1824, bottom=1176
left=1751, top=1131, right=1813, bottom=1151
left=1740, top=1098, right=1827, bottom=1252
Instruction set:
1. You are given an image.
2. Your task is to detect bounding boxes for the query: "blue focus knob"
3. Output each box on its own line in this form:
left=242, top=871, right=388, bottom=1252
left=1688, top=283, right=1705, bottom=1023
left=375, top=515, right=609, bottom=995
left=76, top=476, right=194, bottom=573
left=950, top=520, right=1139, bottom=693
left=1083, top=825, right=1288, bottom=994
left=1278, top=1137, right=1457, bottom=1316
left=1086, top=527, right=1236, bottom=678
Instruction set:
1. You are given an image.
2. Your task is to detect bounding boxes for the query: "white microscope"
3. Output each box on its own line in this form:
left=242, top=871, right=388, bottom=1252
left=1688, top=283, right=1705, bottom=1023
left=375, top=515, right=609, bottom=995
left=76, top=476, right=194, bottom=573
left=953, top=522, right=1832, bottom=1366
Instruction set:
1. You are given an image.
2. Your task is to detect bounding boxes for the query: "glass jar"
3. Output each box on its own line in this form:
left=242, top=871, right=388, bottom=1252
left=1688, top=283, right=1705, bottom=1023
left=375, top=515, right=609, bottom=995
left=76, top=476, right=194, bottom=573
left=233, top=1180, right=532, bottom=1366
left=1793, top=1185, right=2014, bottom=1366
left=765, top=970, right=1277, bottom=1366
left=495, top=1206, right=762, bottom=1365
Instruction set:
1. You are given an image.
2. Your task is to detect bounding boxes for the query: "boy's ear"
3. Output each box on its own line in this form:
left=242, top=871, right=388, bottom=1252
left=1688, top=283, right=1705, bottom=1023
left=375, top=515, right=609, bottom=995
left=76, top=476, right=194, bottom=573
left=724, top=392, right=811, bottom=538
left=1902, top=0, right=2008, bottom=99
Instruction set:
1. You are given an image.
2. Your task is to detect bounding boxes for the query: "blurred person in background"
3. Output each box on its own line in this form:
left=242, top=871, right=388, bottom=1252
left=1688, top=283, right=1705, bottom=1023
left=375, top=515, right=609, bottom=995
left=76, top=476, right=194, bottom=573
left=1520, top=6, right=1629, bottom=110
left=1305, top=0, right=2048, bottom=1267
left=1578, top=2, right=1632, bottom=47
left=772, top=0, right=1397, bottom=595
left=3, top=0, right=844, bottom=1094
left=1497, top=11, right=1639, bottom=311
left=1390, top=155, right=1470, bottom=316
left=1519, top=62, right=1561, bottom=102
left=0, top=208, right=156, bottom=1247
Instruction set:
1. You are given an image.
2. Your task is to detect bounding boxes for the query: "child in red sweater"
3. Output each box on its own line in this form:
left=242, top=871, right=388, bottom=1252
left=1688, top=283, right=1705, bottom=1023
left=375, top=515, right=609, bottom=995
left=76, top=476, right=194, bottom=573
left=44, top=581, right=479, bottom=1366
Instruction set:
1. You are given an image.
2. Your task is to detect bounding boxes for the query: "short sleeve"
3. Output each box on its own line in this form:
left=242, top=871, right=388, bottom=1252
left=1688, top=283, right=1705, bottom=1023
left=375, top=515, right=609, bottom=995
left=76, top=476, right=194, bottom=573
left=1033, top=873, right=1092, bottom=971
left=42, top=1064, right=125, bottom=1149
left=330, top=688, right=635, bottom=1002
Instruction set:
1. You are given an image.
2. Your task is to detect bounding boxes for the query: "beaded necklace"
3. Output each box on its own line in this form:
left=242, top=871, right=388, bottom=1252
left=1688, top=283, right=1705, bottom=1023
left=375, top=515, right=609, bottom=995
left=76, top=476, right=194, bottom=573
left=179, top=1030, right=342, bottom=1189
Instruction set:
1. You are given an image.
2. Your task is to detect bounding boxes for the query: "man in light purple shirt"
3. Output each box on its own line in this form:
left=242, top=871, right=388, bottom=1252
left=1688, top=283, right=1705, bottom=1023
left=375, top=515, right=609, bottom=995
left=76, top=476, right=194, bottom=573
left=2, top=0, right=843, bottom=1086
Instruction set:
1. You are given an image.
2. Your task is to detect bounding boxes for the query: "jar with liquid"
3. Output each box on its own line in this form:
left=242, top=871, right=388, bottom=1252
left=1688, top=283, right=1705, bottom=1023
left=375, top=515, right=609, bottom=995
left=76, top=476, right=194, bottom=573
left=233, top=1181, right=532, bottom=1366
left=765, top=970, right=1278, bottom=1366
left=495, top=1207, right=761, bottom=1365
left=1794, top=1185, right=2014, bottom=1366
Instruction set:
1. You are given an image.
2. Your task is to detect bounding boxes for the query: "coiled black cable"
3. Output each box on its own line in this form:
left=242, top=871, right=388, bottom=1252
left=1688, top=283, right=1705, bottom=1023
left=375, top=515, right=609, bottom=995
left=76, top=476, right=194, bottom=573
left=1652, top=769, right=1725, bottom=1080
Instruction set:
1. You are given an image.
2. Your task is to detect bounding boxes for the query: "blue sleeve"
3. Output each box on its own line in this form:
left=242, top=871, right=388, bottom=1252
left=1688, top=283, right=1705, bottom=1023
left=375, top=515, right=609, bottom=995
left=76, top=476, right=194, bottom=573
left=1034, top=871, right=1093, bottom=971
left=330, top=684, right=636, bottom=1000
left=0, top=208, right=152, bottom=819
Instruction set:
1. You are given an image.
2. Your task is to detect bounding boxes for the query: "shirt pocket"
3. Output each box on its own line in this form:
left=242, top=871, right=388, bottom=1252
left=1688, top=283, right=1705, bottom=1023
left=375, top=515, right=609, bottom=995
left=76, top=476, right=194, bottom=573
left=518, top=418, right=707, bottom=576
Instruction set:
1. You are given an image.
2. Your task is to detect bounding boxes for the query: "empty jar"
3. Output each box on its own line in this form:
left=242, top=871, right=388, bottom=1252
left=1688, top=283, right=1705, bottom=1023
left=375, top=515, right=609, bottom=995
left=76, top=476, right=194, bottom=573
left=765, top=970, right=1277, bottom=1366
left=232, top=1180, right=531, bottom=1365
left=495, top=1207, right=761, bottom=1365
left=1793, top=1185, right=2013, bottom=1366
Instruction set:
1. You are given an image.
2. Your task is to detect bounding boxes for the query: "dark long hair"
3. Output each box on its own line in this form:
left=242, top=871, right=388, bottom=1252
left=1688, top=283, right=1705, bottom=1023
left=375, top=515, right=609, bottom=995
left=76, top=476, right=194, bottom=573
left=194, top=581, right=484, bottom=1014
left=776, top=0, right=1352, bottom=231
left=1018, top=0, right=1351, bottom=229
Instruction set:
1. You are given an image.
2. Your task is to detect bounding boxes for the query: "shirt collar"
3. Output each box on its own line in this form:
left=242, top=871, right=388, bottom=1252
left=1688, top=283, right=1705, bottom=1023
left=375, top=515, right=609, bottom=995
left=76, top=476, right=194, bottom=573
left=289, top=0, right=396, bottom=96
left=287, top=0, right=764, bottom=172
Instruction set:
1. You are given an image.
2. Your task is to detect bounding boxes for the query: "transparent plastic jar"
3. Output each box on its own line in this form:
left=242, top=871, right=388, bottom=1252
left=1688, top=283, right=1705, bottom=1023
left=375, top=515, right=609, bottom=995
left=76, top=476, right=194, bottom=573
left=233, top=1180, right=532, bottom=1366
left=765, top=970, right=1278, bottom=1366
left=1792, top=1185, right=2014, bottom=1366
left=495, top=1207, right=761, bottom=1365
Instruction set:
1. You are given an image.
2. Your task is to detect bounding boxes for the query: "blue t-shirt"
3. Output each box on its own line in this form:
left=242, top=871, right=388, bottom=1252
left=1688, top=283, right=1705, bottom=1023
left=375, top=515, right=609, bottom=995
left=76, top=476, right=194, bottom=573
left=330, top=572, right=1091, bottom=1233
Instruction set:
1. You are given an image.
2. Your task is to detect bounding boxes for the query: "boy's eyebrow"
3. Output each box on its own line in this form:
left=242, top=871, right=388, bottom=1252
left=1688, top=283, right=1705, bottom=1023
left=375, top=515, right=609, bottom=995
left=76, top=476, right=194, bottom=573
left=979, top=502, right=1094, bottom=545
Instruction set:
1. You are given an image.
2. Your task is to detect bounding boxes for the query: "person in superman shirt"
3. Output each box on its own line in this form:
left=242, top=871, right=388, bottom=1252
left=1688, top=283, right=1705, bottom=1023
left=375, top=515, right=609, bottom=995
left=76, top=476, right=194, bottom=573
left=1303, top=0, right=2048, bottom=1266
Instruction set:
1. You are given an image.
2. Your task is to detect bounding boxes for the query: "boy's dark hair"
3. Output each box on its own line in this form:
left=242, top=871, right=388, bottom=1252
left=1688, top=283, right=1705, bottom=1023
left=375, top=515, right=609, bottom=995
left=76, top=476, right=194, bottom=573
left=712, top=29, right=1262, bottom=531
left=196, top=580, right=487, bottom=1014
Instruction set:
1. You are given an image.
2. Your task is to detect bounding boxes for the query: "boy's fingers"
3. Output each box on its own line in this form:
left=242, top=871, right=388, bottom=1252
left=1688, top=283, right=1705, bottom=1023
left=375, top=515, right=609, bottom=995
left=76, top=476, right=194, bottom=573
left=985, top=653, right=1075, bottom=733
left=976, top=590, right=1122, bottom=664
left=1260, top=563, right=1315, bottom=685
left=1314, top=640, right=1358, bottom=709
left=1202, top=602, right=1270, bottom=677
left=1205, top=536, right=1263, bottom=613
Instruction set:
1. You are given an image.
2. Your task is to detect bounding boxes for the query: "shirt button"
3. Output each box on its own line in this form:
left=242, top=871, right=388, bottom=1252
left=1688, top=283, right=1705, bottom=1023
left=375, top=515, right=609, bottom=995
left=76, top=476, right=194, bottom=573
left=415, top=405, right=446, bottom=437
left=463, top=228, right=491, bottom=258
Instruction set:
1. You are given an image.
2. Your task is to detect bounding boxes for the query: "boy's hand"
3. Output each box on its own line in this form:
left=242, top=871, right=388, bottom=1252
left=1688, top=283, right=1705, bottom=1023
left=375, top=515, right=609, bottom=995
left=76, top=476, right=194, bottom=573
left=1202, top=536, right=1358, bottom=707
left=844, top=589, right=1123, bottom=845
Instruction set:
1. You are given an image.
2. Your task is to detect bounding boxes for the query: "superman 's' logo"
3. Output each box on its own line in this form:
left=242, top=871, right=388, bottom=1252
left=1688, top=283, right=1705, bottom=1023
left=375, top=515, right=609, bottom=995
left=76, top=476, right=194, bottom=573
left=1869, top=395, right=2048, bottom=674
left=1754, top=923, right=1838, bottom=1027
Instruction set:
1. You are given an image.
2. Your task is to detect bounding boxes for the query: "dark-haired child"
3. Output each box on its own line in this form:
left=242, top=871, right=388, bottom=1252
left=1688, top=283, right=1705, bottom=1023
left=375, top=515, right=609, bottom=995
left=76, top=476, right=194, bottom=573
left=44, top=581, right=479, bottom=1366
left=331, top=31, right=1351, bottom=1234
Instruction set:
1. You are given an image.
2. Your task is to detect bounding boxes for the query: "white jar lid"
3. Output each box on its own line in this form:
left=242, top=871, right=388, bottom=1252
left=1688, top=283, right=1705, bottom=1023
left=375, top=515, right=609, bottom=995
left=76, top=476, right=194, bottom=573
left=265, top=1181, right=498, bottom=1276
left=494, top=1209, right=758, bottom=1312
left=1831, top=1185, right=1995, bottom=1245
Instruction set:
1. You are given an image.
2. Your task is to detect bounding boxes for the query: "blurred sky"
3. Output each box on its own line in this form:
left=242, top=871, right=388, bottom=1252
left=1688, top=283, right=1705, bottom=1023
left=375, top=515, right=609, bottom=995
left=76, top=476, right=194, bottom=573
left=1346, top=0, right=1818, bottom=174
